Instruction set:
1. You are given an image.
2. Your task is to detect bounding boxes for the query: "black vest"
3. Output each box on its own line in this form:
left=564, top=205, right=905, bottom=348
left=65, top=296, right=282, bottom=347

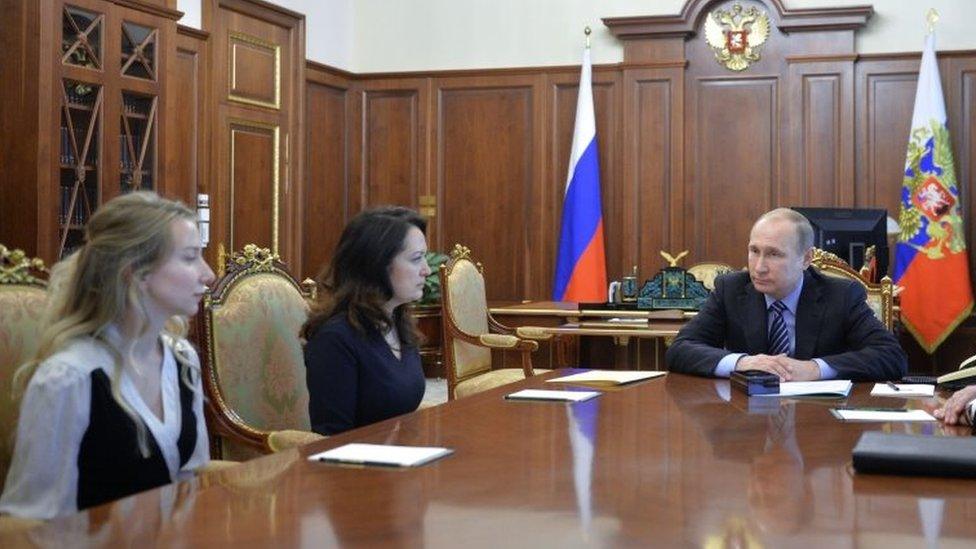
left=76, top=366, right=197, bottom=510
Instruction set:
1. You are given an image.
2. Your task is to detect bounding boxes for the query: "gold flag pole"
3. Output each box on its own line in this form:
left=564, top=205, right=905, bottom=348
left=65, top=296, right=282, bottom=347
left=926, top=8, right=939, bottom=34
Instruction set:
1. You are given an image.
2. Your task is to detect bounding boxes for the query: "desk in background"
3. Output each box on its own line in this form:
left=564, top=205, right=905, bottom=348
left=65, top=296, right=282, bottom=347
left=6, top=373, right=975, bottom=546
left=490, top=300, right=691, bottom=370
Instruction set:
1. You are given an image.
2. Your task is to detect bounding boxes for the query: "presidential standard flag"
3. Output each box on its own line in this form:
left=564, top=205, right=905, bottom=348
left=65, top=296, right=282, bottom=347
left=553, top=45, right=607, bottom=302
left=893, top=31, right=973, bottom=353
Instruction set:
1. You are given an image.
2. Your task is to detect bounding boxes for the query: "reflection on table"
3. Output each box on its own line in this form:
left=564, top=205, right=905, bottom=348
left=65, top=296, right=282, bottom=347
left=3, top=372, right=975, bottom=547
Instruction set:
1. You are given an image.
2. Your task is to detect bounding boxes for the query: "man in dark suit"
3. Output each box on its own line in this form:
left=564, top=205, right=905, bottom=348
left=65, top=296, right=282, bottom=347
left=666, top=208, right=907, bottom=381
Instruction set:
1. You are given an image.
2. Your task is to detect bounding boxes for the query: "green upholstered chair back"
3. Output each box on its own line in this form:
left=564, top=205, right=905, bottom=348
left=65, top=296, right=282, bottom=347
left=0, top=246, right=48, bottom=486
left=442, top=251, right=492, bottom=380
left=201, top=245, right=313, bottom=461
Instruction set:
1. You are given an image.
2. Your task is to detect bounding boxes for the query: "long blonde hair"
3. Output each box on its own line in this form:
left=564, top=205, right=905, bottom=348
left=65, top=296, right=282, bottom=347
left=15, top=192, right=202, bottom=455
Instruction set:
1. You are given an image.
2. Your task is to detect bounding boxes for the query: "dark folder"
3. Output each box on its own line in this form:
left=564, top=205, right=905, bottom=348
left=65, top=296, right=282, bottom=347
left=852, top=431, right=976, bottom=478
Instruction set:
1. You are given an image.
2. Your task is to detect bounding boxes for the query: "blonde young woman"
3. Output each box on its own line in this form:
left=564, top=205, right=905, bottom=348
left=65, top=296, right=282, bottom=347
left=0, top=192, right=215, bottom=519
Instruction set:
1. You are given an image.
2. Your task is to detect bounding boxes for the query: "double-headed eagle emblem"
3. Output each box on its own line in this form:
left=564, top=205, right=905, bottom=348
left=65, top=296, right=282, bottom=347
left=704, top=2, right=770, bottom=71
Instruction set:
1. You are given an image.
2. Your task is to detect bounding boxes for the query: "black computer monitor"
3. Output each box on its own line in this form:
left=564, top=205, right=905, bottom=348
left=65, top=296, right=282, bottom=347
left=790, top=207, right=889, bottom=278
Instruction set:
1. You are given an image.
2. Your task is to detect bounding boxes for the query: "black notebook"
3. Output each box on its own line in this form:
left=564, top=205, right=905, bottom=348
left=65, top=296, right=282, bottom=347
left=852, top=431, right=976, bottom=478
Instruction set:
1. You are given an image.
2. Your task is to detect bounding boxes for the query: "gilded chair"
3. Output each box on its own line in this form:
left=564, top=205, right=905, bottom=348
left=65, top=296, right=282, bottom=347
left=0, top=246, right=48, bottom=489
left=810, top=248, right=896, bottom=330
left=198, top=245, right=324, bottom=461
left=439, top=244, right=549, bottom=400
left=687, top=261, right=735, bottom=291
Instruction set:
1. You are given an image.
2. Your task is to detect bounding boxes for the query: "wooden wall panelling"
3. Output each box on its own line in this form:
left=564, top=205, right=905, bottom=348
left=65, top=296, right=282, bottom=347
left=432, top=74, right=546, bottom=300
left=621, top=65, right=684, bottom=280
left=203, top=0, right=305, bottom=273
left=167, top=25, right=210, bottom=207
left=547, top=67, right=623, bottom=287
left=685, top=73, right=780, bottom=267
left=605, top=0, right=869, bottom=269
left=356, top=78, right=430, bottom=211
left=303, top=62, right=353, bottom=279
left=784, top=57, right=854, bottom=208
left=680, top=1, right=790, bottom=268
left=853, top=56, right=918, bottom=224
left=943, top=54, right=976, bottom=282
left=0, top=0, right=45, bottom=254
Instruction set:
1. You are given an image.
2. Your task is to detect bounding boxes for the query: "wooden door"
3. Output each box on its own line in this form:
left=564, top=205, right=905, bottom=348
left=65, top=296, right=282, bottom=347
left=204, top=0, right=304, bottom=273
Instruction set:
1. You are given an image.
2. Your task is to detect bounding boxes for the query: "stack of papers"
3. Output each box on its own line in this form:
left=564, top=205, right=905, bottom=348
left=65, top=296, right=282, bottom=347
left=546, top=370, right=666, bottom=386
left=307, top=443, right=453, bottom=468
left=505, top=389, right=601, bottom=402
left=870, top=383, right=936, bottom=397
left=831, top=408, right=936, bottom=422
left=753, top=380, right=853, bottom=398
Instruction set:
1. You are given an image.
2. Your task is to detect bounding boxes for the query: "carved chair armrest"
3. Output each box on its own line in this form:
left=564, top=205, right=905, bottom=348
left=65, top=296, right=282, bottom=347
left=478, top=333, right=539, bottom=352
left=267, top=430, right=326, bottom=452
left=514, top=326, right=553, bottom=341
left=203, top=399, right=274, bottom=454
left=196, top=460, right=239, bottom=474
left=0, top=516, right=43, bottom=535
left=487, top=313, right=516, bottom=334
left=446, top=324, right=540, bottom=377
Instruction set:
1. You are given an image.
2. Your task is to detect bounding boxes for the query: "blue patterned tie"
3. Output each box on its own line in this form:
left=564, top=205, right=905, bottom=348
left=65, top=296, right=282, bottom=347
left=768, top=300, right=790, bottom=356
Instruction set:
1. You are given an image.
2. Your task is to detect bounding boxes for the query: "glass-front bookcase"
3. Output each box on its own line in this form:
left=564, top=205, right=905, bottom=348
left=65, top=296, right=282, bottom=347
left=55, top=1, right=165, bottom=258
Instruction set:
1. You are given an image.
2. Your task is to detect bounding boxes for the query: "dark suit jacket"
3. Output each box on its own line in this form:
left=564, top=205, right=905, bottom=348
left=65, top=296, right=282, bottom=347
left=665, top=269, right=907, bottom=381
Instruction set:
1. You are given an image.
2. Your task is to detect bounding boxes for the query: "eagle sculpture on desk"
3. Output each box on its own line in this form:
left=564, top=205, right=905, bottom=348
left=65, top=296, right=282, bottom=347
left=704, top=2, right=770, bottom=71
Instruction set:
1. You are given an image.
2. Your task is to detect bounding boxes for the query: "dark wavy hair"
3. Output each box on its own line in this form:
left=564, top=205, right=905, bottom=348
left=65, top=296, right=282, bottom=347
left=301, top=206, right=428, bottom=346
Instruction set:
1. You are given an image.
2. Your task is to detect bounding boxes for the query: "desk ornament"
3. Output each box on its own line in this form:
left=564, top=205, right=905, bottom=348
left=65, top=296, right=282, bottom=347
left=620, top=265, right=639, bottom=303
left=634, top=250, right=710, bottom=310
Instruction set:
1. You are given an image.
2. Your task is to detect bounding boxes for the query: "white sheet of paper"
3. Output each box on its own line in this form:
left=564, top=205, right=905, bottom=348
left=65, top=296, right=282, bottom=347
left=870, top=383, right=936, bottom=397
left=752, top=380, right=853, bottom=397
left=505, top=389, right=601, bottom=402
left=833, top=409, right=936, bottom=422
left=546, top=370, right=666, bottom=385
left=307, top=443, right=453, bottom=467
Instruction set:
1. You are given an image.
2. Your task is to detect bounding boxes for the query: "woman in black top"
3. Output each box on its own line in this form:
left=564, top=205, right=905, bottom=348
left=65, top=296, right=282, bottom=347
left=0, top=192, right=215, bottom=519
left=302, top=207, right=429, bottom=435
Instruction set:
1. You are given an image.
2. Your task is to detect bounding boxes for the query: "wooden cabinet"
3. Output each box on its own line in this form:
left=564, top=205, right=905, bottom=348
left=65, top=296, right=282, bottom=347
left=0, top=0, right=179, bottom=263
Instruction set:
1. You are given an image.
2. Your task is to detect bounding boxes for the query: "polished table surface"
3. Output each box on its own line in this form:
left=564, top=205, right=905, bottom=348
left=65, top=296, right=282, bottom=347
left=5, top=372, right=976, bottom=547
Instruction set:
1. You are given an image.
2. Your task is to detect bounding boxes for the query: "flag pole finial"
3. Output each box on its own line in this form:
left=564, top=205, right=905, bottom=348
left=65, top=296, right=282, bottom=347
left=584, top=26, right=591, bottom=49
left=926, top=8, right=939, bottom=34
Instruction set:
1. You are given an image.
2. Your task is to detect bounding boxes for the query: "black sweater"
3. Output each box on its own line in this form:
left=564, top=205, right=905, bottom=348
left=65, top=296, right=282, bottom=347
left=304, top=316, right=425, bottom=435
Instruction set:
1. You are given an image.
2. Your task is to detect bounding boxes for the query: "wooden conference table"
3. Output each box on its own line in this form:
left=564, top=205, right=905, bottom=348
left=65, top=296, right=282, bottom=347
left=4, top=372, right=976, bottom=547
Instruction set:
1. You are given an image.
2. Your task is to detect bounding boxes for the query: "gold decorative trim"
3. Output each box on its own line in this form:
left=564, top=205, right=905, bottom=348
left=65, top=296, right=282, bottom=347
left=0, top=245, right=48, bottom=287
left=449, top=243, right=471, bottom=262
left=488, top=307, right=575, bottom=316
left=230, top=244, right=278, bottom=271
left=419, top=194, right=437, bottom=218
left=228, top=119, right=280, bottom=255
left=227, top=31, right=281, bottom=110
left=444, top=243, right=483, bottom=276
left=810, top=247, right=896, bottom=330
left=660, top=250, right=689, bottom=267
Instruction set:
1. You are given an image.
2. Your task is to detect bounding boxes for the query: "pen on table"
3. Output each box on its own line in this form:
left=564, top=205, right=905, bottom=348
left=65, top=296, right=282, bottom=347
left=886, top=381, right=901, bottom=392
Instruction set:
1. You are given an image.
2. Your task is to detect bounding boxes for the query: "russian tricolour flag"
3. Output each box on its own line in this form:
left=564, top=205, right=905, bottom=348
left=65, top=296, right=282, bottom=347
left=894, top=30, right=973, bottom=353
left=553, top=46, right=607, bottom=302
